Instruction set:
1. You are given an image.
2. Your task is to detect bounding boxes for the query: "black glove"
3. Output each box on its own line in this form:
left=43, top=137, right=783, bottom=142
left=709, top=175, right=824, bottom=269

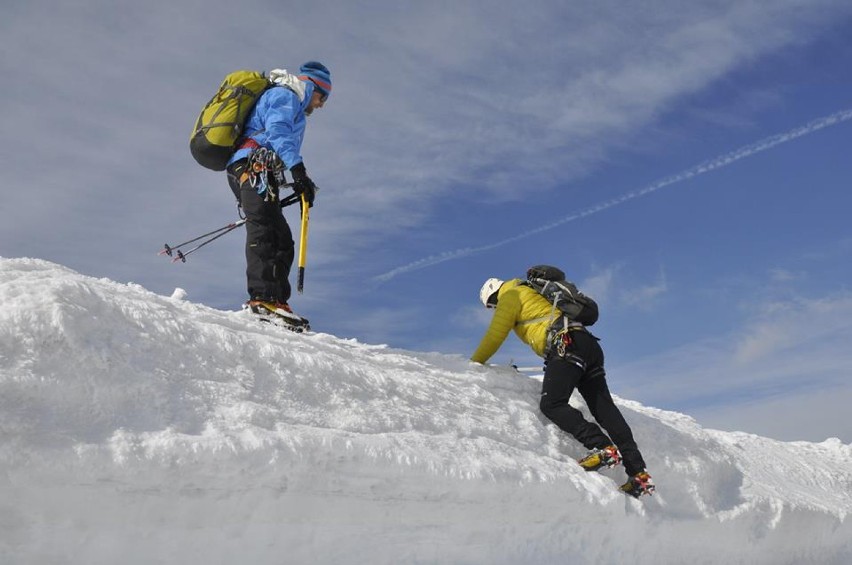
left=290, top=162, right=316, bottom=207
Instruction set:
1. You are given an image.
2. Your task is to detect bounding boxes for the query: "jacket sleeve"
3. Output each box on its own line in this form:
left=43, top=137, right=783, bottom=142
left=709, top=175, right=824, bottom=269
left=470, top=289, right=521, bottom=364
left=260, top=88, right=305, bottom=169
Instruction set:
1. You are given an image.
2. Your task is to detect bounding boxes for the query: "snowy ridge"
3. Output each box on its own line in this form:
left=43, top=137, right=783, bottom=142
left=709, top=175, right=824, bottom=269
left=1, top=258, right=850, bottom=565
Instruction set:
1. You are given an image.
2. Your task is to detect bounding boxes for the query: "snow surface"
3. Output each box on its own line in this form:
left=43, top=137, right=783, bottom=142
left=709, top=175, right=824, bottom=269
left=1, top=257, right=850, bottom=565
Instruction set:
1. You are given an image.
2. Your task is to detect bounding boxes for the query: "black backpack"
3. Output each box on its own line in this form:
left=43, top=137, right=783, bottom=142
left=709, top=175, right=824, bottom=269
left=524, top=265, right=599, bottom=326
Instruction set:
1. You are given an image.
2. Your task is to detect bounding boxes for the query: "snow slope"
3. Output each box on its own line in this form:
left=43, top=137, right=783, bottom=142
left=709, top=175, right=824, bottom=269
left=1, top=258, right=850, bottom=564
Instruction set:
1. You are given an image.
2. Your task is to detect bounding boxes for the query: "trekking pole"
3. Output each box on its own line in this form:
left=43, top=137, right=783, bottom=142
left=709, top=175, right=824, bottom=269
left=159, top=219, right=246, bottom=263
left=296, top=192, right=310, bottom=293
left=488, top=361, right=543, bottom=374
left=513, top=366, right=544, bottom=374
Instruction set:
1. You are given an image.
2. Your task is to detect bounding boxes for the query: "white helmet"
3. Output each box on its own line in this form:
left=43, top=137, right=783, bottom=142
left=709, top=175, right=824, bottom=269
left=479, top=278, right=504, bottom=308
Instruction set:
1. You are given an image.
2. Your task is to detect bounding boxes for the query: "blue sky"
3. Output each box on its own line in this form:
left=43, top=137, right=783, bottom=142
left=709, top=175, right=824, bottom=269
left=2, top=0, right=852, bottom=442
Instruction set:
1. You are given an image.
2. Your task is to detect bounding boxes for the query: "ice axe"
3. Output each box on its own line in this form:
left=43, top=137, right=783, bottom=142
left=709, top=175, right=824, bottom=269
left=260, top=186, right=313, bottom=294
left=296, top=191, right=310, bottom=294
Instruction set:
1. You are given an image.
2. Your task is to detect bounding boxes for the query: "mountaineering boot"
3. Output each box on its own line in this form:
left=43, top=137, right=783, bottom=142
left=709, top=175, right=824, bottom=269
left=578, top=445, right=622, bottom=472
left=248, top=299, right=297, bottom=317
left=619, top=471, right=655, bottom=498
left=246, top=299, right=310, bottom=331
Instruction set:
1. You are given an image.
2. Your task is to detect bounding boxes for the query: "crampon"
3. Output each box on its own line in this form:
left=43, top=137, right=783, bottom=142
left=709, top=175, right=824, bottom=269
left=619, top=471, right=655, bottom=498
left=578, top=445, right=622, bottom=472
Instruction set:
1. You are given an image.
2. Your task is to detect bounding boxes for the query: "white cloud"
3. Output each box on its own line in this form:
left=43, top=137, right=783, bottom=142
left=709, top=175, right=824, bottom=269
left=611, top=289, right=852, bottom=441
left=580, top=267, right=617, bottom=303
left=3, top=2, right=846, bottom=248
left=691, top=384, right=852, bottom=442
left=620, top=269, right=668, bottom=310
left=768, top=268, right=800, bottom=283
left=733, top=321, right=795, bottom=364
left=575, top=264, right=667, bottom=311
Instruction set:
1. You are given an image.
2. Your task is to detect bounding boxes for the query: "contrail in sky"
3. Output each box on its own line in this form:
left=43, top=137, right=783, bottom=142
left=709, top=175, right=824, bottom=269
left=373, top=108, right=852, bottom=284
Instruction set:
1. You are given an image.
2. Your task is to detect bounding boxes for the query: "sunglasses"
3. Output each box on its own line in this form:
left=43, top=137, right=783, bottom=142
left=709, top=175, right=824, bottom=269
left=308, top=79, right=329, bottom=103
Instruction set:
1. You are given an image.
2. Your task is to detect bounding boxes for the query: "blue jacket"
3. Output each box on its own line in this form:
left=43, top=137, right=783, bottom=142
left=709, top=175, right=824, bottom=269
left=227, top=82, right=316, bottom=170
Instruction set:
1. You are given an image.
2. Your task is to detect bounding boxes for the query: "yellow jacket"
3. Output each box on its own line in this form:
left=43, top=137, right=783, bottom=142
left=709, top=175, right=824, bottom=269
left=471, top=279, right=559, bottom=363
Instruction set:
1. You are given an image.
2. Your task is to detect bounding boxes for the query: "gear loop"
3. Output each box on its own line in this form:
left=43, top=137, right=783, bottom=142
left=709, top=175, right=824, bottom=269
left=246, top=148, right=286, bottom=201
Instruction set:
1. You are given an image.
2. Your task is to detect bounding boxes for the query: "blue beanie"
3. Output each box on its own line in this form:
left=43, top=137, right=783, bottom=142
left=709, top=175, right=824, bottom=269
left=299, top=61, right=332, bottom=99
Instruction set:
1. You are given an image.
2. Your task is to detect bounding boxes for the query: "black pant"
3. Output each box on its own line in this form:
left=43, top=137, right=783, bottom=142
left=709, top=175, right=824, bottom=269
left=227, top=162, right=294, bottom=303
left=539, top=330, right=647, bottom=476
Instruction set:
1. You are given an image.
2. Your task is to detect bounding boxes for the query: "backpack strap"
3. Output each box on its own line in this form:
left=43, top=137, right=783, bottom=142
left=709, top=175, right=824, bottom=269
left=516, top=280, right=560, bottom=327
left=516, top=315, right=551, bottom=326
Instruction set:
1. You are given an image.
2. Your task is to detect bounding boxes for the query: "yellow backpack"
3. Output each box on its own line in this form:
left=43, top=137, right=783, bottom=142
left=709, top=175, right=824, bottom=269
left=189, top=70, right=271, bottom=171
